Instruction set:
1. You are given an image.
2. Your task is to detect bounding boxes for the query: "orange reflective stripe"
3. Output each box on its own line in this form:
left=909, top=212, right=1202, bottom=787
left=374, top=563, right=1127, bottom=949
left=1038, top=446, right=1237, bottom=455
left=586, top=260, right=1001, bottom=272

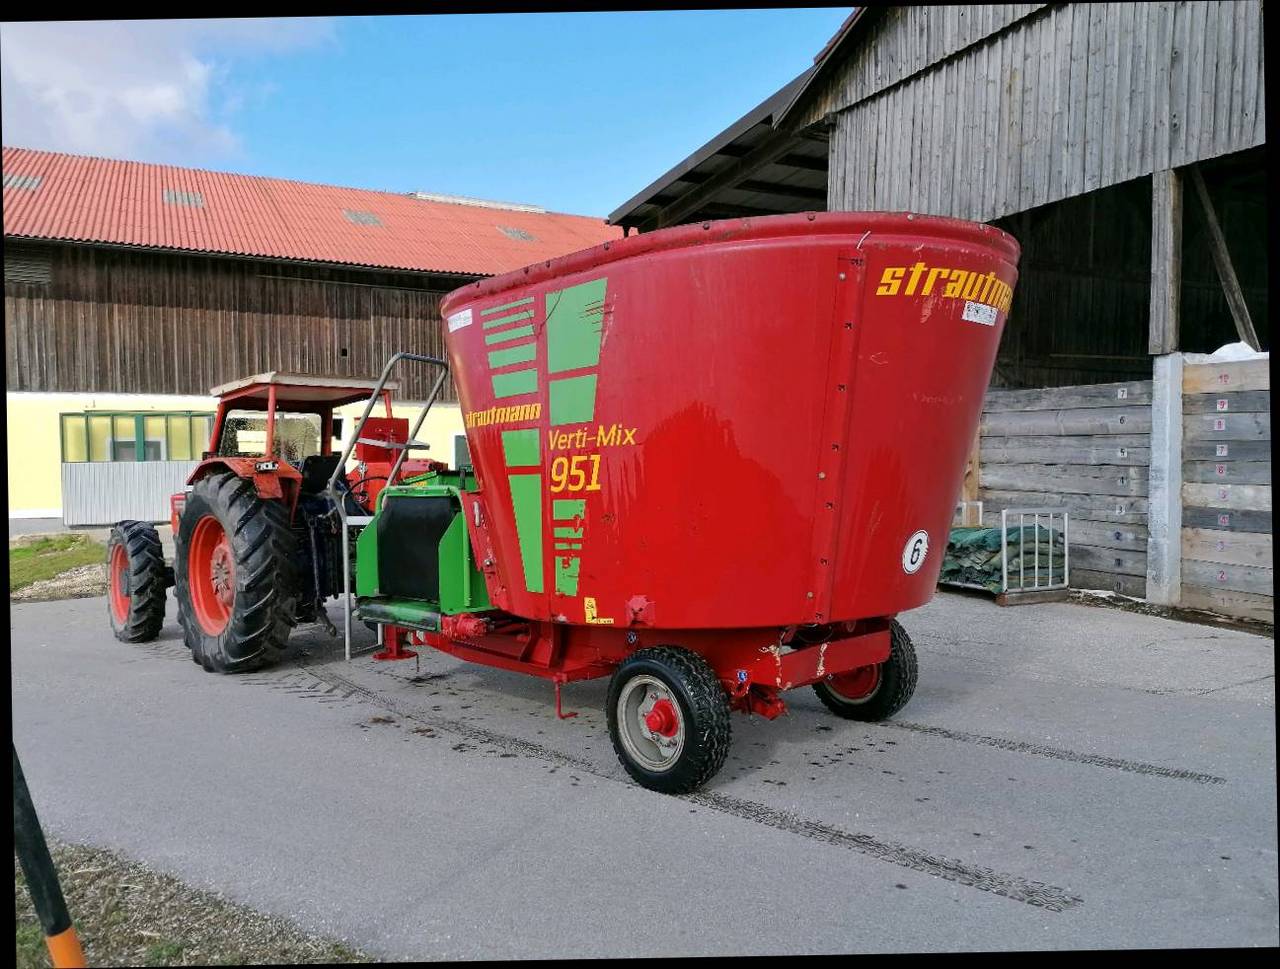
left=45, top=926, right=86, bottom=969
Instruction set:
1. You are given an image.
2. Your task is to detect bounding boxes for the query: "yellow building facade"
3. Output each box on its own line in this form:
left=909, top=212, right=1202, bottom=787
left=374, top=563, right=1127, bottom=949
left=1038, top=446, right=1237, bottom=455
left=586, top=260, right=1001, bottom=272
left=6, top=390, right=466, bottom=520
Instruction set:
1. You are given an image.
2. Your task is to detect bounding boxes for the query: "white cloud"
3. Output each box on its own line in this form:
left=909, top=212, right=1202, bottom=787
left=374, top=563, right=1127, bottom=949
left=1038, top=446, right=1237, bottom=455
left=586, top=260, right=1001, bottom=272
left=0, top=18, right=333, bottom=162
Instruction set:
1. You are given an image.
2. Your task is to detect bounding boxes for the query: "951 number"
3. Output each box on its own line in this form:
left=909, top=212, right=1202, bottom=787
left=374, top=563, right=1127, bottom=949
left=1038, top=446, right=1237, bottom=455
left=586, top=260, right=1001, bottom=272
left=550, top=454, right=602, bottom=493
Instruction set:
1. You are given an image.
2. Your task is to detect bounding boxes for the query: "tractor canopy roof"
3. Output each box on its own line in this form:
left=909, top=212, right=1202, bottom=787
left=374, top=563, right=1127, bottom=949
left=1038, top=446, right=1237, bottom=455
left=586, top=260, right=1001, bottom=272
left=210, top=371, right=402, bottom=410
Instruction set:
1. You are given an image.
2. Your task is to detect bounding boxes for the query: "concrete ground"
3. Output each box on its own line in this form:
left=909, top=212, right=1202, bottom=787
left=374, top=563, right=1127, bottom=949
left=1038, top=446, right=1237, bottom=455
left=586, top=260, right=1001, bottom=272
left=10, top=590, right=1277, bottom=957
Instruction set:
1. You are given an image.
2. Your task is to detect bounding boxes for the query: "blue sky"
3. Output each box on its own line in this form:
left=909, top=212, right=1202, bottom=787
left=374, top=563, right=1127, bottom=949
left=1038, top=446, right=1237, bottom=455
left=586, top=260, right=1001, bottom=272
left=1, top=10, right=850, bottom=218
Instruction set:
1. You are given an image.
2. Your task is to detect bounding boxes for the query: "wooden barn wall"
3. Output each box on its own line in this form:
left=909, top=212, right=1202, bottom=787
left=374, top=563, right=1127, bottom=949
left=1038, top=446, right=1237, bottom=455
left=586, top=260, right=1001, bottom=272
left=988, top=158, right=1268, bottom=388
left=795, top=4, right=1047, bottom=130
left=979, top=380, right=1154, bottom=597
left=826, top=1, right=1266, bottom=224
left=4, top=243, right=459, bottom=401
left=1179, top=358, right=1271, bottom=624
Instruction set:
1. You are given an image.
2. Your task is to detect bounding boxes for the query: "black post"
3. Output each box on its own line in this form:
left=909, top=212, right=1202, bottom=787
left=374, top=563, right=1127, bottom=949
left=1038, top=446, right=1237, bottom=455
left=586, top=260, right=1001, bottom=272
left=13, top=744, right=85, bottom=968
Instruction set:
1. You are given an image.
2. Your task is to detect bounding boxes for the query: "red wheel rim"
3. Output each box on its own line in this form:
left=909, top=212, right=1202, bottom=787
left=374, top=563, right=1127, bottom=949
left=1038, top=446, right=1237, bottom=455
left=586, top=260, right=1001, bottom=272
left=827, top=664, right=882, bottom=701
left=108, top=543, right=130, bottom=624
left=189, top=515, right=234, bottom=635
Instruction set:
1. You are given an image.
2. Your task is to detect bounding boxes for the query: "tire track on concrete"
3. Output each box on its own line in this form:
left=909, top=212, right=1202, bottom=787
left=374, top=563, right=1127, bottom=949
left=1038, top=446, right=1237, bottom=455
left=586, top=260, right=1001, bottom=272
left=882, top=721, right=1227, bottom=785
left=297, top=658, right=1083, bottom=913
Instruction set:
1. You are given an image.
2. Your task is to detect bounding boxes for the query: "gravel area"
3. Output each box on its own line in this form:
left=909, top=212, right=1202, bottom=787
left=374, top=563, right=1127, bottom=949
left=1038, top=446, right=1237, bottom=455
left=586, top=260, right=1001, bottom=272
left=11, top=564, right=109, bottom=603
left=15, top=840, right=368, bottom=967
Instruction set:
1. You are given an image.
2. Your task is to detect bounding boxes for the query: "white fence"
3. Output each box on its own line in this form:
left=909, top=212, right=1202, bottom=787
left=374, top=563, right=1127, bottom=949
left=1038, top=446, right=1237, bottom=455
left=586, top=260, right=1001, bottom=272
left=61, top=461, right=199, bottom=527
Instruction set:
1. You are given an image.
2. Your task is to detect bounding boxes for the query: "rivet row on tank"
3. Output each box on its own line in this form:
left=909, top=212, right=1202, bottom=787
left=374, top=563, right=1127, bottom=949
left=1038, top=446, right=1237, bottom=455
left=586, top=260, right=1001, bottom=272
left=817, top=472, right=826, bottom=479
left=838, top=272, right=846, bottom=281
left=806, top=592, right=814, bottom=599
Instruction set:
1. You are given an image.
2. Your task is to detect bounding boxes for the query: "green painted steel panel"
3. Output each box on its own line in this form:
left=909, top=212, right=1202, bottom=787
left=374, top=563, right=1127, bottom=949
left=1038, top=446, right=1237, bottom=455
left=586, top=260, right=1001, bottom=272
left=482, top=309, right=535, bottom=329
left=487, top=343, right=537, bottom=369
left=480, top=296, right=534, bottom=316
left=549, top=374, right=598, bottom=426
left=485, top=324, right=536, bottom=346
left=492, top=368, right=538, bottom=399
left=554, top=554, right=580, bottom=596
left=552, top=498, right=586, bottom=520
left=508, top=472, right=544, bottom=593
left=501, top=428, right=541, bottom=467
left=553, top=526, right=583, bottom=539
left=355, top=515, right=380, bottom=596
left=437, top=512, right=493, bottom=615
left=546, top=278, right=607, bottom=374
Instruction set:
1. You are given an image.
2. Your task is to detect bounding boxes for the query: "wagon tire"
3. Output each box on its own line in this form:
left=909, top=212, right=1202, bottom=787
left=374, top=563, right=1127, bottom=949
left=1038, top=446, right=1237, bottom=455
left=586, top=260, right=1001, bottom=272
left=106, top=520, right=167, bottom=643
left=812, top=619, right=918, bottom=721
left=607, top=646, right=731, bottom=795
left=175, top=472, right=298, bottom=674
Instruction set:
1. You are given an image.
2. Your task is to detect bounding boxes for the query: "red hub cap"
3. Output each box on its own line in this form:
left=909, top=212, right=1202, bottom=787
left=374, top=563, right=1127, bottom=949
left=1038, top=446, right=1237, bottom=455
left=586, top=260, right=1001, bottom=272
left=189, top=515, right=234, bottom=636
left=828, top=664, right=882, bottom=701
left=108, top=544, right=130, bottom=624
left=643, top=698, right=680, bottom=738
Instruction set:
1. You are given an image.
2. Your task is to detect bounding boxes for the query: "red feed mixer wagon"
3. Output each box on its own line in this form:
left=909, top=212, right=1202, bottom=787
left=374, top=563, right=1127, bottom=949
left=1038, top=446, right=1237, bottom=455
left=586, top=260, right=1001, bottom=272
left=432, top=211, right=1019, bottom=791
left=104, top=211, right=1018, bottom=795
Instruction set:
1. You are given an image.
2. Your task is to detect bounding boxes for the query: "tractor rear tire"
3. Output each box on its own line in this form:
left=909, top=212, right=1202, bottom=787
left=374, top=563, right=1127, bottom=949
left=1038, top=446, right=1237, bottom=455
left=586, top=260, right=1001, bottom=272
left=812, top=619, right=918, bottom=721
left=607, top=646, right=732, bottom=795
left=175, top=472, right=299, bottom=674
left=106, top=520, right=167, bottom=643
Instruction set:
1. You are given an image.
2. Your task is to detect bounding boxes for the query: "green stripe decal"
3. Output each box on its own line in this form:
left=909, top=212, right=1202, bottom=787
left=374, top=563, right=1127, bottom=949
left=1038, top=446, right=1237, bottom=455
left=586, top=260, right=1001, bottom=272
left=488, top=343, right=537, bottom=369
left=482, top=310, right=535, bottom=329
left=553, top=499, right=585, bottom=520
left=554, top=526, right=582, bottom=539
left=546, top=278, right=607, bottom=374
left=485, top=325, right=536, bottom=346
left=554, top=542, right=582, bottom=551
left=508, top=473, right=544, bottom=593
left=492, top=369, right=538, bottom=398
left=502, top=429, right=540, bottom=467
left=481, top=296, right=534, bottom=316
left=555, top=555, right=580, bottom=596
left=549, top=374, right=598, bottom=426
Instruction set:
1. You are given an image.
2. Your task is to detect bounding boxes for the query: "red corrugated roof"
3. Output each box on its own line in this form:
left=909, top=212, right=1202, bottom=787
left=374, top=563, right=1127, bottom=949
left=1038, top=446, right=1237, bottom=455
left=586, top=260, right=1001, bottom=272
left=2, top=146, right=621, bottom=277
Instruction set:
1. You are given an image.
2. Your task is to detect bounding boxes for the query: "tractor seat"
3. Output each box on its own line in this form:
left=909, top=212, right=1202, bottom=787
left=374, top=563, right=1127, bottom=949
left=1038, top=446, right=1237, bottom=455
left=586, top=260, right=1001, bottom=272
left=299, top=454, right=343, bottom=494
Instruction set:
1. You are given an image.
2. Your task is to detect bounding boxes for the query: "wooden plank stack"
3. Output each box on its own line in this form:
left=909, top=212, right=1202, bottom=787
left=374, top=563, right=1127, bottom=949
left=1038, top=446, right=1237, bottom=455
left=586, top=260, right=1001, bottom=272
left=1180, top=359, right=1272, bottom=623
left=979, top=380, right=1153, bottom=597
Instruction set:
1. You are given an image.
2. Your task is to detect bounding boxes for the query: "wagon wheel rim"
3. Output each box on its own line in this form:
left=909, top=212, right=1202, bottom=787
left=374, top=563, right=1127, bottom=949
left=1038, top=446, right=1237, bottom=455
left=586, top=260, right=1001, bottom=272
left=108, top=543, right=131, bottom=624
left=616, top=675, right=686, bottom=773
left=826, top=664, right=882, bottom=703
left=189, top=514, right=234, bottom=636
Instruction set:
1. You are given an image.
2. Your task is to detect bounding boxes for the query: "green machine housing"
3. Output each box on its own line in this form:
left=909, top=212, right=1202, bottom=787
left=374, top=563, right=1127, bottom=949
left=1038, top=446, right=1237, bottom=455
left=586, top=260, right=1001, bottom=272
left=354, top=469, right=493, bottom=632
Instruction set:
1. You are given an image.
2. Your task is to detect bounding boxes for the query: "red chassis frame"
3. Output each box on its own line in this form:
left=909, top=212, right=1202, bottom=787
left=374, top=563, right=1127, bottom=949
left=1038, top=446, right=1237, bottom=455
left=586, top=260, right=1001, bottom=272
left=379, top=616, right=892, bottom=720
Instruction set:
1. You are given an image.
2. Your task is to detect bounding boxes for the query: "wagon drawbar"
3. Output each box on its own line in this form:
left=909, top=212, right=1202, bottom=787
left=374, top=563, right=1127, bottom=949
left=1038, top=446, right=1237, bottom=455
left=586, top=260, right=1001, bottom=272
left=104, top=212, right=1019, bottom=794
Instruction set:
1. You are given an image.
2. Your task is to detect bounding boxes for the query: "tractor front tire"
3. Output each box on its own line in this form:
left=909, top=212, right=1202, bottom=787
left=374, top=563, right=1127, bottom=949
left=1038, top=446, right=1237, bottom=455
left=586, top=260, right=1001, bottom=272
left=107, top=520, right=167, bottom=642
left=812, top=619, right=918, bottom=721
left=175, top=472, right=298, bottom=673
left=607, top=646, right=732, bottom=795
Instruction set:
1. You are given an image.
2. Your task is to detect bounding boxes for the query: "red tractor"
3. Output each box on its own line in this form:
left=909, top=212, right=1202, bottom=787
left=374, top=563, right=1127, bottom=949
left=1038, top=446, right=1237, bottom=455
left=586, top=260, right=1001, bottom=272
left=106, top=369, right=447, bottom=672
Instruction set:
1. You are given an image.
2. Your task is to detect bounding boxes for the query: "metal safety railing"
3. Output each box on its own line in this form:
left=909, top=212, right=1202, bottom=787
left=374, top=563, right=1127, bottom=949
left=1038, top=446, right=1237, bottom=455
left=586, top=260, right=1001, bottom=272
left=326, top=352, right=450, bottom=661
left=1000, top=507, right=1070, bottom=594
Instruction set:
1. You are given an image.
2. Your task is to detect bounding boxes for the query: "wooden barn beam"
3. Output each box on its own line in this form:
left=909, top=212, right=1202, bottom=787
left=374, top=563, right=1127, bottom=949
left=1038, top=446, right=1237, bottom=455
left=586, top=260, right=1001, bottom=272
left=1188, top=164, right=1261, bottom=351
left=644, top=131, right=805, bottom=231
left=1148, top=169, right=1183, bottom=355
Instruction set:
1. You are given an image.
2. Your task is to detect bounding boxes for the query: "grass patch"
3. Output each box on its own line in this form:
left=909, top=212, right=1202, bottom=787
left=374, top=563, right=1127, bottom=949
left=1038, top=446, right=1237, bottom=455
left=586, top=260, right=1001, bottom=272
left=16, top=840, right=370, bottom=967
left=9, top=535, right=107, bottom=593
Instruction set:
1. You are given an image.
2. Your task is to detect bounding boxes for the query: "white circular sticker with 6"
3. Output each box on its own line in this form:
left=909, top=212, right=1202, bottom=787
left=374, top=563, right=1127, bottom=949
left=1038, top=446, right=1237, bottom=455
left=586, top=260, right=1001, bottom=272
left=902, top=530, right=929, bottom=574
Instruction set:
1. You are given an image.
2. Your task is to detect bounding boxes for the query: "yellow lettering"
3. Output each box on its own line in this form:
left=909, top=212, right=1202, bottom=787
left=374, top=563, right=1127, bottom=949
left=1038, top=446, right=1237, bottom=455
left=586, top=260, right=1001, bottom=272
left=904, top=261, right=928, bottom=296
left=876, top=267, right=905, bottom=295
left=943, top=270, right=968, bottom=298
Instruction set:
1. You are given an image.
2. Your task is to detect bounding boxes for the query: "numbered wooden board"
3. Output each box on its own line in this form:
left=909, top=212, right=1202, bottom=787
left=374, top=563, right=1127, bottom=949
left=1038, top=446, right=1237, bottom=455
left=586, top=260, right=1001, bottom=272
left=1180, top=359, right=1272, bottom=624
